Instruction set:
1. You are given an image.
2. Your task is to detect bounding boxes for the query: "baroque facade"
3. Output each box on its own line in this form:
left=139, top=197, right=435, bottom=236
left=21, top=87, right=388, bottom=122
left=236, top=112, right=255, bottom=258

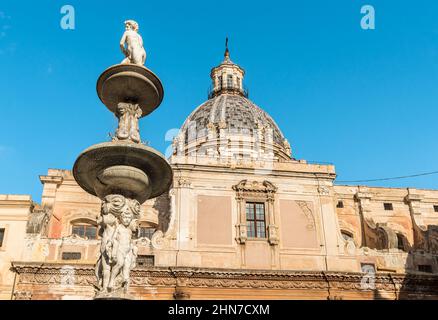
left=1, top=49, right=438, bottom=300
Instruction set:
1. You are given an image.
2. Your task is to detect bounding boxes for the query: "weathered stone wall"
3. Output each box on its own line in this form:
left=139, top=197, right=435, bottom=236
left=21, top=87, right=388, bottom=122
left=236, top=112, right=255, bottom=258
left=0, top=195, right=32, bottom=299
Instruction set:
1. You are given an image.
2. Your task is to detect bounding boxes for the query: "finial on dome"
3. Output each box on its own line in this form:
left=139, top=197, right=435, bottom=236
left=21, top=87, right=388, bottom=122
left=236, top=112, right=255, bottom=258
left=209, top=39, right=247, bottom=98
left=224, top=37, right=230, bottom=61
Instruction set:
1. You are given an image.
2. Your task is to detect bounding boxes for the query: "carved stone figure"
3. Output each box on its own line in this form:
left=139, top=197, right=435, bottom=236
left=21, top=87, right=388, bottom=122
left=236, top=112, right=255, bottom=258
left=95, top=194, right=140, bottom=295
left=114, top=103, right=142, bottom=143
left=95, top=196, right=118, bottom=293
left=120, top=20, right=146, bottom=65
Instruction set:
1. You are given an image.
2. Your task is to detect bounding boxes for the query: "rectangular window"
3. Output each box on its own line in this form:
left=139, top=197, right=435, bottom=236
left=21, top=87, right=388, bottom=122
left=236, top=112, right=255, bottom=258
left=434, top=205, right=438, bottom=213
left=138, top=227, right=155, bottom=239
left=72, top=224, right=98, bottom=239
left=227, top=75, right=233, bottom=88
left=85, top=226, right=97, bottom=240
left=72, top=225, right=84, bottom=237
left=418, top=265, right=433, bottom=273
left=0, top=228, right=4, bottom=247
left=137, top=255, right=155, bottom=268
left=384, top=203, right=393, bottom=211
left=246, top=202, right=266, bottom=238
left=61, top=252, right=81, bottom=260
left=397, top=234, right=405, bottom=251
left=336, top=201, right=344, bottom=208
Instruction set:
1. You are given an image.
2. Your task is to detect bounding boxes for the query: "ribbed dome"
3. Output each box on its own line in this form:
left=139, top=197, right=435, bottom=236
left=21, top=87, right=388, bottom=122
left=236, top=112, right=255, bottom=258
left=174, top=94, right=292, bottom=162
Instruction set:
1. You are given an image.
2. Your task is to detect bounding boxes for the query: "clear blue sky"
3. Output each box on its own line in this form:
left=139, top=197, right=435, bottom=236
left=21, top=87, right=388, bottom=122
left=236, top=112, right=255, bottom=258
left=1, top=0, right=438, bottom=202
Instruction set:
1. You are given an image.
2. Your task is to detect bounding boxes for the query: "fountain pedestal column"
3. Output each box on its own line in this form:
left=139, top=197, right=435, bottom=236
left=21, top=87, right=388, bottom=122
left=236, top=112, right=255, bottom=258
left=72, top=21, right=172, bottom=299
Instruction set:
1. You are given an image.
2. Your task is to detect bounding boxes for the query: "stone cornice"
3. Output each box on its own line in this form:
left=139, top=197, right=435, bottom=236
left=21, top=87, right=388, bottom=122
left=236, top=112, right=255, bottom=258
left=11, top=262, right=438, bottom=294
left=171, top=163, right=336, bottom=181
left=39, top=175, right=63, bottom=185
left=0, top=195, right=33, bottom=209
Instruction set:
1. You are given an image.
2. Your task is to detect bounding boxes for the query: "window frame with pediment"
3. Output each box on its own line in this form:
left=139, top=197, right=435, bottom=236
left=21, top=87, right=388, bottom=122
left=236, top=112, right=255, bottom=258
left=232, top=180, right=279, bottom=245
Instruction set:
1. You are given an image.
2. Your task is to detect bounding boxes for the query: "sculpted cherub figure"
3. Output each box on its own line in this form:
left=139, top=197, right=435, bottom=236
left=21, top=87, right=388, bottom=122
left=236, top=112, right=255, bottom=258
left=95, top=195, right=123, bottom=293
left=120, top=20, right=146, bottom=65
left=107, top=198, right=140, bottom=292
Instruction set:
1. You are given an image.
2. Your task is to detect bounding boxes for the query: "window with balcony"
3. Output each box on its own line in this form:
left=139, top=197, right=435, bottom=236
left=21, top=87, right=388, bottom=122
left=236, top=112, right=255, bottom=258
left=246, top=202, right=266, bottom=238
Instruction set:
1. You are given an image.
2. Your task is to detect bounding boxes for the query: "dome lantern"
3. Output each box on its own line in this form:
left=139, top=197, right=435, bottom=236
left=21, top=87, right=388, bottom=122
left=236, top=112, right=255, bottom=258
left=209, top=38, right=247, bottom=99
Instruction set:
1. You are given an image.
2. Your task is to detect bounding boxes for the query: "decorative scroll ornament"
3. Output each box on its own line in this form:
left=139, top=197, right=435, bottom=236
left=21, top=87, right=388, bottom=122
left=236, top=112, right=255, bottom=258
left=296, top=201, right=316, bottom=231
left=317, top=186, right=330, bottom=196
left=236, top=223, right=247, bottom=244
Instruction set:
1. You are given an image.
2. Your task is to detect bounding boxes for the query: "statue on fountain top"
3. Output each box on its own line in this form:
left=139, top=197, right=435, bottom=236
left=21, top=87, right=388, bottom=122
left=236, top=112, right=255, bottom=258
left=120, top=20, right=146, bottom=66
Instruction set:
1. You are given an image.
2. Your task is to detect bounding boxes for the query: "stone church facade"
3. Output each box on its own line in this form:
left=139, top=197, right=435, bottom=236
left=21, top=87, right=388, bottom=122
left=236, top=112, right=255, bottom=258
left=1, top=50, right=438, bottom=300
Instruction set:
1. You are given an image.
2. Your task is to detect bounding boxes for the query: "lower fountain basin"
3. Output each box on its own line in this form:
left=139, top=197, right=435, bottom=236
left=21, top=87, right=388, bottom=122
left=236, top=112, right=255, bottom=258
left=95, top=165, right=152, bottom=201
left=73, top=141, right=172, bottom=203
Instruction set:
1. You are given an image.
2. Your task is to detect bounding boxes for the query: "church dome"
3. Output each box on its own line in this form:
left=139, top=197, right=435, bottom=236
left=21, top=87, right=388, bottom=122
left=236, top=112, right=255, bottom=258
left=173, top=42, right=292, bottom=162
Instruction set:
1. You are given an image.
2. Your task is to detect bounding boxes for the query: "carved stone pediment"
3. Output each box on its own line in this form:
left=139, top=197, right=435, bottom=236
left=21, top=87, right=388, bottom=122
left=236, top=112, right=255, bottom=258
left=232, top=180, right=277, bottom=201
left=233, top=180, right=277, bottom=193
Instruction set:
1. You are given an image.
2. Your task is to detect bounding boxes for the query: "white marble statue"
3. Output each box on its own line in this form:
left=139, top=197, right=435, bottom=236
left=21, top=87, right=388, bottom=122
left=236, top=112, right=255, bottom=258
left=120, top=20, right=146, bottom=65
